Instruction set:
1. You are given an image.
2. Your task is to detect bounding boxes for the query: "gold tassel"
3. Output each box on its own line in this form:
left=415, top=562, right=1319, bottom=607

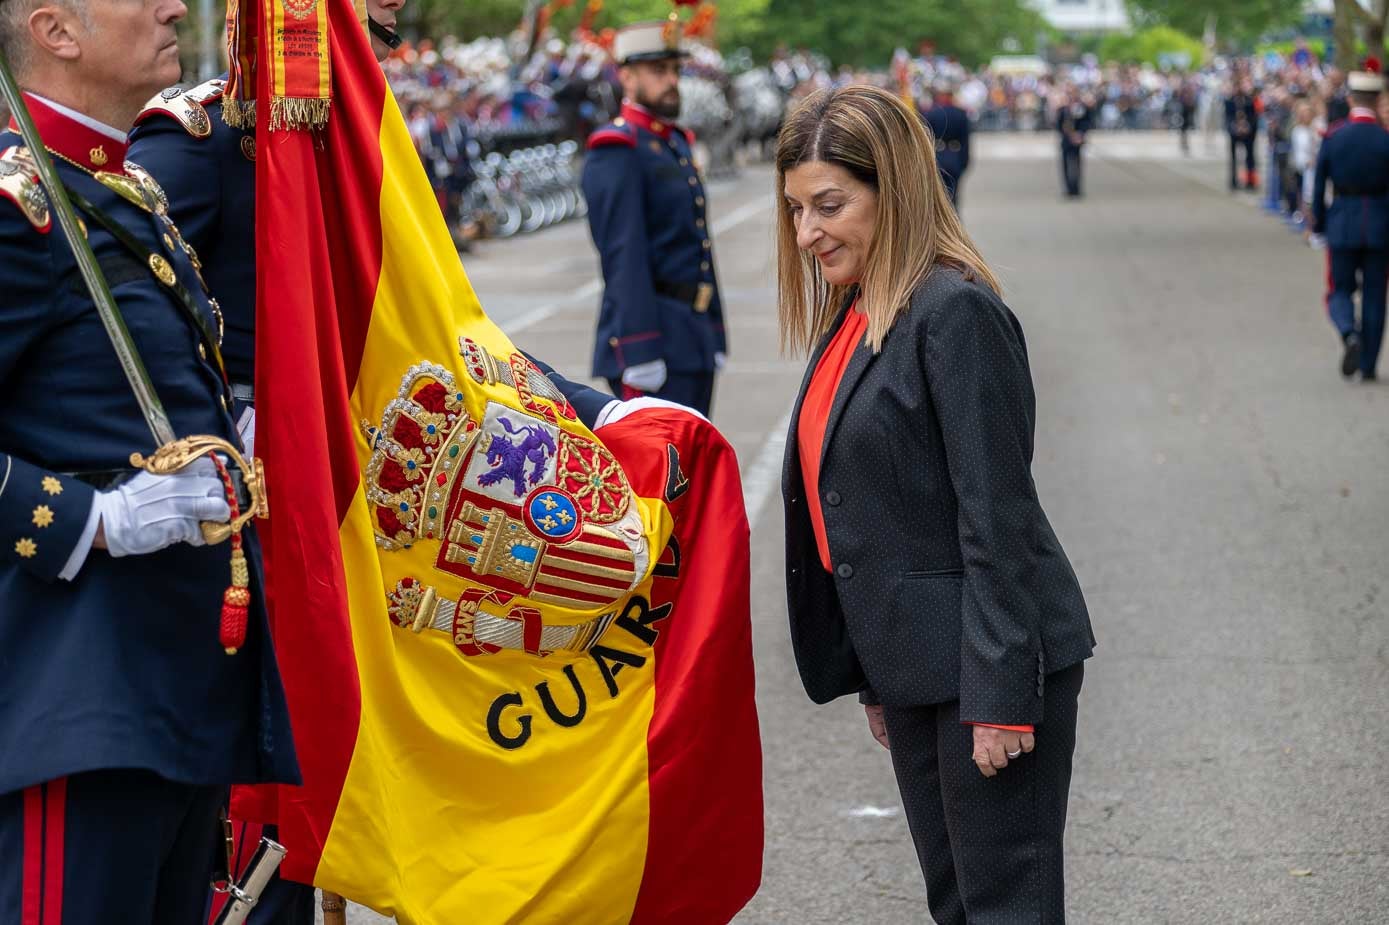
left=221, top=99, right=258, bottom=130
left=269, top=97, right=331, bottom=132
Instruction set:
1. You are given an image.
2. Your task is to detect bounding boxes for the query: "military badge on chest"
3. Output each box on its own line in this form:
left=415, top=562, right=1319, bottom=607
left=366, top=350, right=649, bottom=660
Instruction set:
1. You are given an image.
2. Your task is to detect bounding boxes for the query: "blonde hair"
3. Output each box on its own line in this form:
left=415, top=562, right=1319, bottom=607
left=774, top=85, right=1001, bottom=354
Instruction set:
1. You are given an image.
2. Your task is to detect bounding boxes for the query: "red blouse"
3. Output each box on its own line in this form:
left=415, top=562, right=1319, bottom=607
left=797, top=304, right=869, bottom=573
left=796, top=304, right=1033, bottom=734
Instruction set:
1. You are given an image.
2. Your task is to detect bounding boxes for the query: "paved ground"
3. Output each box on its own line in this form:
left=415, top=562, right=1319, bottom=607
left=327, top=131, right=1388, bottom=923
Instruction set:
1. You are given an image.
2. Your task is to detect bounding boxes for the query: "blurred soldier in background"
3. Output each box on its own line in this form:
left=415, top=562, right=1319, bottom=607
left=1312, top=71, right=1389, bottom=382
left=921, top=78, right=970, bottom=209
left=1058, top=86, right=1092, bottom=199
left=582, top=20, right=727, bottom=416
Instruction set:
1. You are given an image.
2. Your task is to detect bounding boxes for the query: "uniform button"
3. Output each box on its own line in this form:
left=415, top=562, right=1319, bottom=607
left=679, top=157, right=689, bottom=166
left=695, top=218, right=705, bottom=228
left=688, top=177, right=698, bottom=186
left=696, top=196, right=705, bottom=206
left=701, top=261, right=710, bottom=271
left=198, top=344, right=207, bottom=360
left=836, top=563, right=854, bottom=579
left=824, top=490, right=841, bottom=506
left=702, top=239, right=712, bottom=250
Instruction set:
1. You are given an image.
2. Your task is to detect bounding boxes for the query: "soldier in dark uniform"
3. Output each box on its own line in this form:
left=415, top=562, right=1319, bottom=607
left=1224, top=77, right=1259, bottom=191
left=1057, top=87, right=1092, bottom=198
left=921, top=78, right=970, bottom=209
left=1312, top=71, right=1389, bottom=381
left=582, top=20, right=728, bottom=417
left=0, top=2, right=298, bottom=922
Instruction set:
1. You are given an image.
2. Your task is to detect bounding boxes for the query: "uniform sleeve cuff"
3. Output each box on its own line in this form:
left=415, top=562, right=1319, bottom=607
left=58, top=497, right=102, bottom=581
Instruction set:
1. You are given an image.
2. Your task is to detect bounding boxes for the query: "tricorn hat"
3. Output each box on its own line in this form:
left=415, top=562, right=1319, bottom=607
left=613, top=19, right=690, bottom=66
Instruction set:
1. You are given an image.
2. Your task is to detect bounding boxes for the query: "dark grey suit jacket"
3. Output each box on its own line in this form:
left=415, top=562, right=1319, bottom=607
left=781, top=267, right=1095, bottom=724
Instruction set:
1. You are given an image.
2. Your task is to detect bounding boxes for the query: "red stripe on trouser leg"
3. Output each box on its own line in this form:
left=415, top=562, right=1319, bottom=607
left=1326, top=251, right=1334, bottom=314
left=21, top=786, right=41, bottom=925
left=42, top=780, right=65, bottom=925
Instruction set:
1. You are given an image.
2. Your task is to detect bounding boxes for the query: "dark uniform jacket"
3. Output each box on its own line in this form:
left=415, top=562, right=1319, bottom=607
left=1224, top=93, right=1258, bottom=139
left=922, top=101, right=970, bottom=197
left=128, top=79, right=257, bottom=388
left=582, top=102, right=727, bottom=380
left=0, top=96, right=298, bottom=796
left=1313, top=109, right=1389, bottom=250
left=1057, top=102, right=1093, bottom=149
left=781, top=268, right=1095, bottom=722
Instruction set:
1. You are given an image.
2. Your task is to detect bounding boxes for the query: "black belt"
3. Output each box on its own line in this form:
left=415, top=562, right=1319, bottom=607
left=66, top=466, right=254, bottom=509
left=653, top=279, right=715, bottom=313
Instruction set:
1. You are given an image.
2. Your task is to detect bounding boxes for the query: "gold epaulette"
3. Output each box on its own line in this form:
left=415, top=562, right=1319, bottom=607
left=0, top=147, right=52, bottom=233
left=136, top=79, right=227, bottom=139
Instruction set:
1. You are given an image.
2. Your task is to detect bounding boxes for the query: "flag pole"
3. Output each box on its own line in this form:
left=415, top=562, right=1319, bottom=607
left=321, top=891, right=348, bottom=925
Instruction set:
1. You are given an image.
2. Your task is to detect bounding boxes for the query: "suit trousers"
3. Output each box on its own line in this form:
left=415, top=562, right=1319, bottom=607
left=0, top=768, right=225, bottom=925
left=882, top=663, right=1085, bottom=924
left=607, top=372, right=716, bottom=418
left=1060, top=147, right=1083, bottom=197
left=1327, top=247, right=1388, bottom=376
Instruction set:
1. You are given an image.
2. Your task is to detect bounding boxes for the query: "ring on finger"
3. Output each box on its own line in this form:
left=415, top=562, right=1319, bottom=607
left=1006, top=748, right=1022, bottom=759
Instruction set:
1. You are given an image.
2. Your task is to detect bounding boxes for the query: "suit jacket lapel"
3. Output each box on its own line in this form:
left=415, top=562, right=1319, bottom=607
left=819, top=325, right=877, bottom=469
left=783, top=293, right=854, bottom=487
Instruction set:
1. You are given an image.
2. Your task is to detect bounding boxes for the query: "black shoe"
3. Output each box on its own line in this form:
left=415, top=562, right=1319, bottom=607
left=1341, top=334, right=1362, bottom=378
left=1363, top=372, right=1378, bottom=382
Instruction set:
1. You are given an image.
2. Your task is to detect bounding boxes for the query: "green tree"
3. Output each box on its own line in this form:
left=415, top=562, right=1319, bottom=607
left=1125, top=0, right=1304, bottom=47
left=1331, top=0, right=1389, bottom=70
left=1098, top=25, right=1205, bottom=67
left=400, top=0, right=1045, bottom=69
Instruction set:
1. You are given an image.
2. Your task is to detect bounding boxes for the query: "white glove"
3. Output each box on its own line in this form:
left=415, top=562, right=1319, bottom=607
left=596, top=396, right=709, bottom=429
left=237, top=406, right=256, bottom=459
left=621, top=359, right=668, bottom=393
left=93, top=460, right=232, bottom=558
left=714, top=351, right=727, bottom=371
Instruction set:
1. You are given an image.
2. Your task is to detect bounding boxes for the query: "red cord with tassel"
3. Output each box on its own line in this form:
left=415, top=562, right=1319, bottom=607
left=210, top=455, right=251, bottom=654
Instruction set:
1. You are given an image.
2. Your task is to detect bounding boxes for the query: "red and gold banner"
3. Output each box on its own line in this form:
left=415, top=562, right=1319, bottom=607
left=239, top=0, right=762, bottom=920
left=266, top=0, right=331, bottom=129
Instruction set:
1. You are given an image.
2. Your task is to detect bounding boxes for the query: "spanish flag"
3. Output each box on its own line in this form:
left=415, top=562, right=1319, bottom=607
left=240, top=0, right=762, bottom=921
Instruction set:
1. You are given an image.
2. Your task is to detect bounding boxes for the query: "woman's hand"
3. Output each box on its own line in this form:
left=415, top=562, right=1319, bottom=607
left=971, top=725, right=1035, bottom=778
left=865, top=705, right=890, bottom=750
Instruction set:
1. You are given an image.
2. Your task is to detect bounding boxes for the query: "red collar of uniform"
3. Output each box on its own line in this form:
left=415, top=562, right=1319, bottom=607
left=1350, top=107, right=1380, bottom=124
left=620, top=101, right=678, bottom=140
left=7, top=93, right=128, bottom=173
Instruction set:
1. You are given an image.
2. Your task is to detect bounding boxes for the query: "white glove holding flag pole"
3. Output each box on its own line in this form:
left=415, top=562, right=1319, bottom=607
left=596, top=396, right=709, bottom=429
left=621, top=358, right=668, bottom=393
left=93, top=459, right=232, bottom=557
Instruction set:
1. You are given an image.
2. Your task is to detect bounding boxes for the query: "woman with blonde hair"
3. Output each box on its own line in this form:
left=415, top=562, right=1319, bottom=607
left=777, top=85, right=1096, bottom=922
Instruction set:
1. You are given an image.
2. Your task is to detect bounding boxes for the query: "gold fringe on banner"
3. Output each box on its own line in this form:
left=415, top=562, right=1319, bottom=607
left=269, top=97, right=331, bottom=132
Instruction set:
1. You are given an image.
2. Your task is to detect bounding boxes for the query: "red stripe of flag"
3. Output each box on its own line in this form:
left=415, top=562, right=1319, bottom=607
left=598, top=410, right=763, bottom=925
left=240, top=0, right=390, bottom=884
